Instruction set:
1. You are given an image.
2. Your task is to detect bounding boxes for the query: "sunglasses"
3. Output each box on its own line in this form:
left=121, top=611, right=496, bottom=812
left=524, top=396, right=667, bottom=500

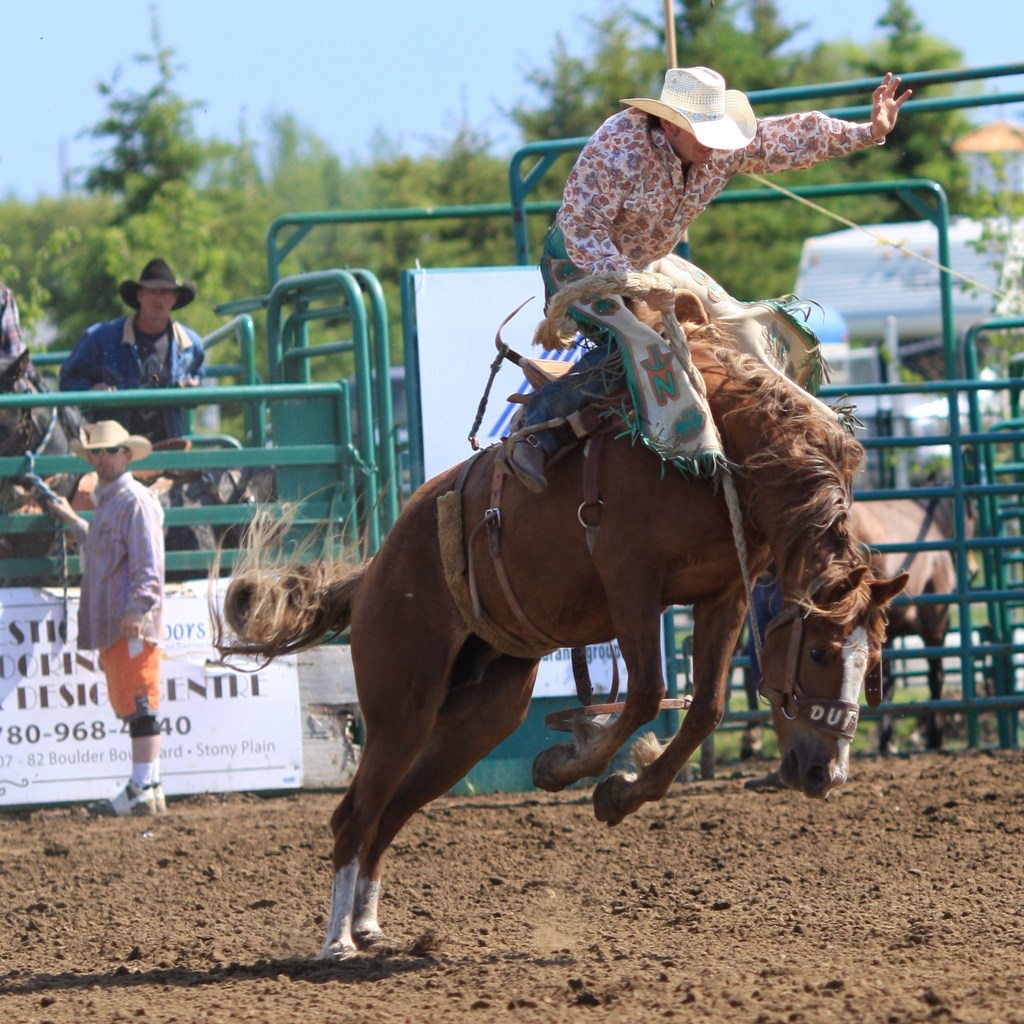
left=91, top=446, right=128, bottom=456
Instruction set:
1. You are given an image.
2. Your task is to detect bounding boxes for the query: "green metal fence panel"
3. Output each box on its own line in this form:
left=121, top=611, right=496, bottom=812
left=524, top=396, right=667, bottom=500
left=263, top=268, right=399, bottom=544
left=0, top=382, right=361, bottom=582
left=508, top=62, right=1024, bottom=266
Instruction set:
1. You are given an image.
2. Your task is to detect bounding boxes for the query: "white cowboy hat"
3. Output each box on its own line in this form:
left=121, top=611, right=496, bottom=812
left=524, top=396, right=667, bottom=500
left=71, top=420, right=152, bottom=462
left=622, top=66, right=757, bottom=151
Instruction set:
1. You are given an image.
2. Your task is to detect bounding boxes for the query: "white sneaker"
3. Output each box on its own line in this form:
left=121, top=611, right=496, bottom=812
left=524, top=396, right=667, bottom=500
left=147, top=783, right=167, bottom=814
left=90, top=781, right=157, bottom=817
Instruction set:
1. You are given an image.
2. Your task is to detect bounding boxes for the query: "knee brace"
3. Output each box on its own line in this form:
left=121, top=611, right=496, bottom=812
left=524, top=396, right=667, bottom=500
left=128, top=714, right=160, bottom=738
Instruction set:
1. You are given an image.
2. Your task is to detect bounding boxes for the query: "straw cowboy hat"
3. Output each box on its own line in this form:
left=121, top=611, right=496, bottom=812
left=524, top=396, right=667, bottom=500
left=71, top=420, right=153, bottom=462
left=622, top=66, right=757, bottom=151
left=118, top=258, right=196, bottom=310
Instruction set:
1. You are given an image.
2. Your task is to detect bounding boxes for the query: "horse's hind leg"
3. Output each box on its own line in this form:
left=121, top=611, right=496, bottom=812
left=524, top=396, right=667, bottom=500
left=921, top=603, right=950, bottom=750
left=349, top=654, right=538, bottom=949
left=321, top=664, right=452, bottom=960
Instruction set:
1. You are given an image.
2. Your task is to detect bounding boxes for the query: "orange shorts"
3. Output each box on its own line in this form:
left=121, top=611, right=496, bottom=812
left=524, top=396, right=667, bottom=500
left=100, top=639, right=163, bottom=719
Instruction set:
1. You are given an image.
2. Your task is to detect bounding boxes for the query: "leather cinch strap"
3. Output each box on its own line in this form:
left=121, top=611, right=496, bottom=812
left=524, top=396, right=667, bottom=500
left=470, top=458, right=566, bottom=652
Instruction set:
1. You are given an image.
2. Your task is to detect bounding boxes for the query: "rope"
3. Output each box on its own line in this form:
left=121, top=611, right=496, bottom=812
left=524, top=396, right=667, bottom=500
left=468, top=342, right=509, bottom=450
left=743, top=172, right=1008, bottom=302
left=21, top=451, right=72, bottom=630
left=661, top=310, right=707, bottom=403
left=535, top=270, right=675, bottom=349
left=33, top=406, right=59, bottom=456
left=722, top=470, right=761, bottom=671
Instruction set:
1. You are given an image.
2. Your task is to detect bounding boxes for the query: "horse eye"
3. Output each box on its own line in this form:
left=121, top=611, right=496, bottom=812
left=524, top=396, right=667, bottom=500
left=809, top=647, right=829, bottom=666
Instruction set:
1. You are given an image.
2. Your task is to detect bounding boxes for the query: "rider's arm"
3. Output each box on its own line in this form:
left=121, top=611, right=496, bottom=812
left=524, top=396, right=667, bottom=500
left=557, top=112, right=652, bottom=276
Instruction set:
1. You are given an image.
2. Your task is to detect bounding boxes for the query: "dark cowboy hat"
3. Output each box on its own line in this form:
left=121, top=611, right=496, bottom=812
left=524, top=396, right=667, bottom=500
left=118, top=258, right=196, bottom=310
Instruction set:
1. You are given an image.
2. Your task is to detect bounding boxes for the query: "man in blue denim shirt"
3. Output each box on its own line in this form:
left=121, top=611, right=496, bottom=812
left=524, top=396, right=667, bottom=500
left=59, top=258, right=205, bottom=442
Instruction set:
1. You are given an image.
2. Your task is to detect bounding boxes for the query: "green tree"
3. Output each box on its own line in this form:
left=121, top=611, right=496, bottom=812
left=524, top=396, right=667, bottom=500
left=83, top=13, right=207, bottom=219
left=36, top=8, right=272, bottom=354
left=507, top=0, right=971, bottom=300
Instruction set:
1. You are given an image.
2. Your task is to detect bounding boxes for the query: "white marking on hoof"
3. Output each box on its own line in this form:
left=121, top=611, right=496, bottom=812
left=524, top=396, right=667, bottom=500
left=352, top=878, right=383, bottom=948
left=320, top=938, right=358, bottom=961
left=321, top=860, right=359, bottom=960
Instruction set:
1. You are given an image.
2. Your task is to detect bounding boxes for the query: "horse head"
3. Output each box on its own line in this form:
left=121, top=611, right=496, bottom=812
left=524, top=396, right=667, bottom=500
left=0, top=352, right=37, bottom=444
left=757, top=566, right=908, bottom=798
left=0, top=351, right=83, bottom=530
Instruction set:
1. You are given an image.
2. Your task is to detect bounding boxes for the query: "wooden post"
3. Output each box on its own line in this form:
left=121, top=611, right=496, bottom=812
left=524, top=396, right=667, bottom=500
left=663, top=0, right=677, bottom=70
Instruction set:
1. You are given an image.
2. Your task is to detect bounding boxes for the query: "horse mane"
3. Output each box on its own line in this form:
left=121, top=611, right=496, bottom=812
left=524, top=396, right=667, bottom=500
left=688, top=338, right=889, bottom=648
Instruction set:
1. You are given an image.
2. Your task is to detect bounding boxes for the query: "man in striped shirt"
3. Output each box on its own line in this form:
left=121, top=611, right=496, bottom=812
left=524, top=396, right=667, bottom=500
left=46, top=420, right=167, bottom=816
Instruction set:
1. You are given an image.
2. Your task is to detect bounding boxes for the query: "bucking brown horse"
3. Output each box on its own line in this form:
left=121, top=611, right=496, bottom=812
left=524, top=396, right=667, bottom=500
left=214, top=301, right=907, bottom=961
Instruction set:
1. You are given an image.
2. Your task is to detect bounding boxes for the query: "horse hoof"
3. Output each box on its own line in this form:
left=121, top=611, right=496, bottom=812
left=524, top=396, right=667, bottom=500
left=320, top=938, right=358, bottom=962
left=532, top=744, right=574, bottom=792
left=354, top=927, right=386, bottom=950
left=592, top=773, right=633, bottom=825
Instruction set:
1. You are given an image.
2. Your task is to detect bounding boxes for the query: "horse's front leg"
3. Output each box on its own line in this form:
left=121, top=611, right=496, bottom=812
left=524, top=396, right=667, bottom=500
left=532, top=613, right=667, bottom=792
left=351, top=874, right=385, bottom=949
left=592, top=594, right=747, bottom=825
left=321, top=858, right=360, bottom=960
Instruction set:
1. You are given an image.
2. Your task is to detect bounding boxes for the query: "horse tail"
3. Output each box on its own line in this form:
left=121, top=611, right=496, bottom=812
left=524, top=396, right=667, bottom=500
left=211, top=506, right=366, bottom=660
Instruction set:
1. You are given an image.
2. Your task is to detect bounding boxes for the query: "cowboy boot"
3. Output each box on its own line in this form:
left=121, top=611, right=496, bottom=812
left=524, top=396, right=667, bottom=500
left=505, top=435, right=548, bottom=493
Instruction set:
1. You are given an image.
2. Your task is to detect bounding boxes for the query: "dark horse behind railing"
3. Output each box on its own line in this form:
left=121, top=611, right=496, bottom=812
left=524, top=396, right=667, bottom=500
left=1, top=351, right=272, bottom=583
left=0, top=351, right=83, bottom=575
left=213, top=298, right=907, bottom=962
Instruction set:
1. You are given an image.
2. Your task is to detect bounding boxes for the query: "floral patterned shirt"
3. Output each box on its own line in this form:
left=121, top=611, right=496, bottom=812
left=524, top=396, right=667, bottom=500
left=556, top=107, right=879, bottom=275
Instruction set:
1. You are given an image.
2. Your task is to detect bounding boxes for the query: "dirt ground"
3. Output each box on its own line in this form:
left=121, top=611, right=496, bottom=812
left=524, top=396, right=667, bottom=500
left=2, top=749, right=1023, bottom=1024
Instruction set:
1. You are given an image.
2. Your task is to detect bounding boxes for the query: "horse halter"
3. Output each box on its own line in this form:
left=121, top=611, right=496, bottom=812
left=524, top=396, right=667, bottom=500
left=757, top=603, right=860, bottom=741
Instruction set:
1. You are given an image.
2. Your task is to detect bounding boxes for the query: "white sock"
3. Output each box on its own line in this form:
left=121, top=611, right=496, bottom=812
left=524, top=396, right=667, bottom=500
left=130, top=761, right=156, bottom=788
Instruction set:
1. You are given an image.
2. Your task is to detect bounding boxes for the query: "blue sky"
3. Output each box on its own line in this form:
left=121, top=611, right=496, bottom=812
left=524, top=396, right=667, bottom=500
left=3, top=0, right=1020, bottom=200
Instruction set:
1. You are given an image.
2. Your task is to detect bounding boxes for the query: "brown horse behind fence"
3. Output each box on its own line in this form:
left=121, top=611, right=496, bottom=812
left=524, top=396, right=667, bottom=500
left=852, top=496, right=966, bottom=751
left=215, top=307, right=907, bottom=961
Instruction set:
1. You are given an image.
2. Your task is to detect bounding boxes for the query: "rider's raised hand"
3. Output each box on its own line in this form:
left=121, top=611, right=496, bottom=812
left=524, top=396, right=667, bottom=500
left=870, top=73, right=912, bottom=141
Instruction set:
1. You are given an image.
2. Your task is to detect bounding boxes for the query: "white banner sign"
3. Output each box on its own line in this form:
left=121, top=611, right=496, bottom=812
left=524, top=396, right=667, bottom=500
left=0, top=583, right=302, bottom=807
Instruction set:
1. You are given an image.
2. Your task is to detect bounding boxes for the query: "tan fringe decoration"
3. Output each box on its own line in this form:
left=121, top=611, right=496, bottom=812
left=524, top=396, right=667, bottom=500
left=533, top=270, right=675, bottom=350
